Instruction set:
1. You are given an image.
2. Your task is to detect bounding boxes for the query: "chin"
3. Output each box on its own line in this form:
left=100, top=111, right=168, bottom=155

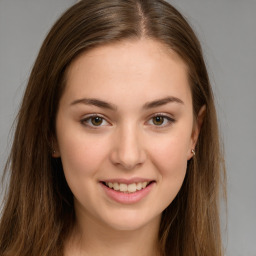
left=100, top=209, right=161, bottom=232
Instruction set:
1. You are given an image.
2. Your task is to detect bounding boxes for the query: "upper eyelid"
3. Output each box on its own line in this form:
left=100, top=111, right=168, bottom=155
left=80, top=112, right=174, bottom=120
left=146, top=114, right=175, bottom=127
left=146, top=112, right=176, bottom=122
left=81, top=114, right=111, bottom=124
left=80, top=113, right=175, bottom=127
left=81, top=113, right=109, bottom=121
left=149, top=112, right=174, bottom=118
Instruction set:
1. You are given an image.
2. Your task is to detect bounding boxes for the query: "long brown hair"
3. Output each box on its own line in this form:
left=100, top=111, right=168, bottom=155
left=0, top=0, right=226, bottom=255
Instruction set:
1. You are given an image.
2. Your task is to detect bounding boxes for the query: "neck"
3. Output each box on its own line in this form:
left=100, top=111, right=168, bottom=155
left=64, top=211, right=162, bottom=256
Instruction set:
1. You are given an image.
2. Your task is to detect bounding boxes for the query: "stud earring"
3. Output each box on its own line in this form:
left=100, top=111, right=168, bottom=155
left=52, top=149, right=56, bottom=157
left=191, top=149, right=196, bottom=156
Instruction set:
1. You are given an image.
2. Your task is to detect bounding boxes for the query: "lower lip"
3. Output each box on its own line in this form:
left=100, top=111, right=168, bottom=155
left=100, top=182, right=155, bottom=204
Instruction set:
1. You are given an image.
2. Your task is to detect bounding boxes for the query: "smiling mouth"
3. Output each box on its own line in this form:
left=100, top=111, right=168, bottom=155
left=101, top=181, right=155, bottom=193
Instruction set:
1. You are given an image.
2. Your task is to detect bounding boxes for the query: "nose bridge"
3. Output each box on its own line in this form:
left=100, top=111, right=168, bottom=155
left=110, top=122, right=146, bottom=169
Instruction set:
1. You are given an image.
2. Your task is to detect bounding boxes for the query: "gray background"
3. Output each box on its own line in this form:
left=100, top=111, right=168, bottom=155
left=0, top=0, right=255, bottom=255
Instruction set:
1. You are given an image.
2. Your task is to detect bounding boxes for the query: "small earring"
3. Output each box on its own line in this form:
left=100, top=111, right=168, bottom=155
left=52, top=149, right=56, bottom=157
left=191, top=149, right=196, bottom=156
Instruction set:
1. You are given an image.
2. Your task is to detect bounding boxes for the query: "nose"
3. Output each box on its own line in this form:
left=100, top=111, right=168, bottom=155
left=110, top=124, right=147, bottom=170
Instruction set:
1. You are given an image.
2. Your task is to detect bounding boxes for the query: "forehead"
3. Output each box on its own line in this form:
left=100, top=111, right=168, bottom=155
left=63, top=39, right=191, bottom=106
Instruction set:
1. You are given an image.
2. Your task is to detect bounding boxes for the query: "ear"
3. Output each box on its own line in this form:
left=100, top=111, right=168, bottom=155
left=51, top=137, right=61, bottom=158
left=187, top=105, right=206, bottom=160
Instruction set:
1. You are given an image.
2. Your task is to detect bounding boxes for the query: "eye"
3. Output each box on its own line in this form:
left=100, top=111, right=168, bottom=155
left=80, top=114, right=110, bottom=128
left=147, top=114, right=175, bottom=127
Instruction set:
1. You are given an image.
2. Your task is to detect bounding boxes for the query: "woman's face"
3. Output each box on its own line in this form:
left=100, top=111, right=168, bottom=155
left=55, top=39, right=200, bottom=232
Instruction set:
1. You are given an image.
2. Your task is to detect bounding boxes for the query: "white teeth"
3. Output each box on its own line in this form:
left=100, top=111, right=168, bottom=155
left=127, top=183, right=137, bottom=193
left=113, top=183, right=119, bottom=191
left=105, top=181, right=151, bottom=193
left=136, top=183, right=142, bottom=190
left=119, top=183, right=127, bottom=192
left=142, top=182, right=147, bottom=188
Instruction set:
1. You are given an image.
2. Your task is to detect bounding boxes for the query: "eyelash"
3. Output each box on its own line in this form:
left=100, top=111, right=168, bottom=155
left=80, top=114, right=109, bottom=128
left=148, top=113, right=175, bottom=127
left=80, top=113, right=175, bottom=129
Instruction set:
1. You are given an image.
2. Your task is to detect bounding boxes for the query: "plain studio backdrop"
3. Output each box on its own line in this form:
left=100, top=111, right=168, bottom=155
left=0, top=1, right=255, bottom=255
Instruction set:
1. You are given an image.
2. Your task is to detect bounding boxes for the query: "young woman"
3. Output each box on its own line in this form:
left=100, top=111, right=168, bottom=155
left=0, top=0, right=226, bottom=255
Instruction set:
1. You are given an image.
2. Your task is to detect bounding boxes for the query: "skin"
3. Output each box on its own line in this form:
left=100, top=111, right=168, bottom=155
left=54, top=38, right=205, bottom=256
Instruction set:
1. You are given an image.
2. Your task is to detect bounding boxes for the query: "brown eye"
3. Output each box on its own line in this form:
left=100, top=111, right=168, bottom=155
left=91, top=116, right=103, bottom=126
left=147, top=114, right=175, bottom=128
left=81, top=115, right=109, bottom=128
left=152, top=116, right=164, bottom=126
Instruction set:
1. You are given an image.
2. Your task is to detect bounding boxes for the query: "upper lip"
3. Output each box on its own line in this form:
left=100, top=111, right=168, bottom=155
left=100, top=178, right=155, bottom=184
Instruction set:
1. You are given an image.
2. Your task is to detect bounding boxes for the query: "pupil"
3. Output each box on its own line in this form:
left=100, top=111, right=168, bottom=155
left=153, top=116, right=163, bottom=125
left=92, top=117, right=102, bottom=126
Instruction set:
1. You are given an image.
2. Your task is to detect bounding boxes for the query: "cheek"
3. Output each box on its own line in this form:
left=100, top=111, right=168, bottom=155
left=58, top=131, right=110, bottom=178
left=148, top=132, right=190, bottom=197
left=145, top=134, right=189, bottom=212
left=151, top=135, right=189, bottom=171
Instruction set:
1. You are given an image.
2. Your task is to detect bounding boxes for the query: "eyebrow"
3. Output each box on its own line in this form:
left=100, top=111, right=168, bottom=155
left=70, top=96, right=184, bottom=110
left=142, top=96, right=184, bottom=109
left=70, top=98, right=117, bottom=110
